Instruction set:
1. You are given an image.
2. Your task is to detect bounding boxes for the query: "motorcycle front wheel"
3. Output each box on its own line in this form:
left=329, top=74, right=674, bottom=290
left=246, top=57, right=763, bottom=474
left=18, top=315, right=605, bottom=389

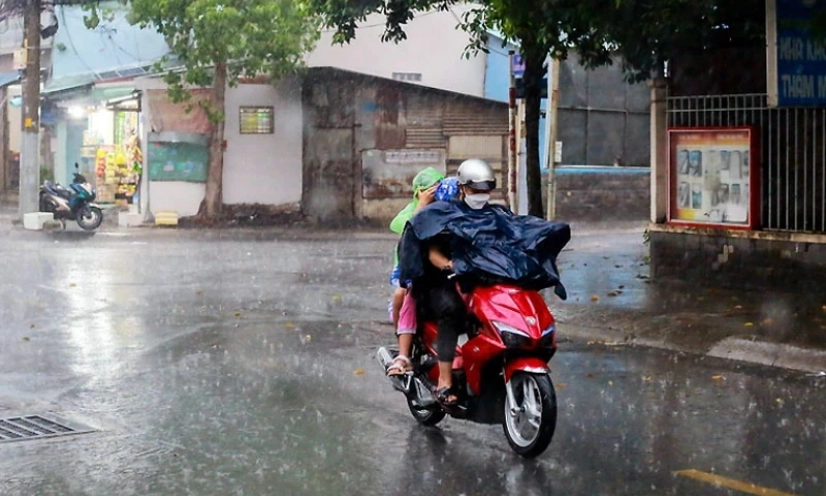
left=503, top=372, right=557, bottom=458
left=76, top=205, right=103, bottom=231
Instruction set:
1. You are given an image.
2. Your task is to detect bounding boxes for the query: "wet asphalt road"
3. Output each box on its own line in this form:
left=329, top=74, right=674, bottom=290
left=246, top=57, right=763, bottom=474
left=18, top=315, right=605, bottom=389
left=0, top=228, right=825, bottom=496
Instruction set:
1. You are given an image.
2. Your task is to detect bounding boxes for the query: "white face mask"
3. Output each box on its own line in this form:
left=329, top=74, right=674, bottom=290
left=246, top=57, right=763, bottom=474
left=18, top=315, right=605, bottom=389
left=464, top=193, right=490, bottom=210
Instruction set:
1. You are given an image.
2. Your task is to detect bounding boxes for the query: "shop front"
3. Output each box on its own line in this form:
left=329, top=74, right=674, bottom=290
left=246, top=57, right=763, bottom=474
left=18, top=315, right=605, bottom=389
left=49, top=83, right=144, bottom=212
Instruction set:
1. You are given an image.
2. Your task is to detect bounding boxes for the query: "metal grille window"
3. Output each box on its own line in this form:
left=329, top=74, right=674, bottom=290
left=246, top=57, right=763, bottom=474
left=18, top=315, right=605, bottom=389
left=239, top=106, right=274, bottom=134
left=392, top=72, right=422, bottom=82
left=667, top=93, right=826, bottom=234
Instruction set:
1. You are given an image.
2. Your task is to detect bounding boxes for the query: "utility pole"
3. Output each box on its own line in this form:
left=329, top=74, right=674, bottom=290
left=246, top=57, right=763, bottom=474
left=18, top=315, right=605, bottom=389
left=507, top=50, right=517, bottom=211
left=19, top=0, right=41, bottom=219
left=545, top=56, right=560, bottom=221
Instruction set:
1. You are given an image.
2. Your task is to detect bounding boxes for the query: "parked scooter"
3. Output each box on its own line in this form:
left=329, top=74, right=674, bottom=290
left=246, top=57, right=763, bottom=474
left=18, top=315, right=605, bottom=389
left=39, top=163, right=103, bottom=231
left=377, top=282, right=559, bottom=458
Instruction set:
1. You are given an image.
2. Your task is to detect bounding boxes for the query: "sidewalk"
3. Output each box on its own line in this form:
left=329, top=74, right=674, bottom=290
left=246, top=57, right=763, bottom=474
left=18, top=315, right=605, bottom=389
left=0, top=202, right=16, bottom=227
left=0, top=201, right=121, bottom=231
left=557, top=221, right=826, bottom=374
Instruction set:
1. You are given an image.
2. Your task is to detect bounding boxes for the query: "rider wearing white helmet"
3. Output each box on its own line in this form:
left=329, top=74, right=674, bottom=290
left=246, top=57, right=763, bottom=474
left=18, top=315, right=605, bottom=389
left=457, top=158, right=496, bottom=209
left=419, top=158, right=499, bottom=407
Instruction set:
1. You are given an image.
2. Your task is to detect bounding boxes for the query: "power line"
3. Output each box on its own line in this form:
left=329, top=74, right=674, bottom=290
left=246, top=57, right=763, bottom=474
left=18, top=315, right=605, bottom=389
left=321, top=9, right=441, bottom=33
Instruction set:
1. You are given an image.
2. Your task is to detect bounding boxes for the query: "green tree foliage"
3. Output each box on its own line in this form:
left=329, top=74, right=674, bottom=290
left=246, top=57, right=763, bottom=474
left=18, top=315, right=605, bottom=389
left=89, top=0, right=319, bottom=218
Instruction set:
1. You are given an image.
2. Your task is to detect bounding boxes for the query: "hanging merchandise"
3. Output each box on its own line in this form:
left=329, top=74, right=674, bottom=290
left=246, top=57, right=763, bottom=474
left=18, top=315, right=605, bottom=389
left=117, top=129, right=142, bottom=204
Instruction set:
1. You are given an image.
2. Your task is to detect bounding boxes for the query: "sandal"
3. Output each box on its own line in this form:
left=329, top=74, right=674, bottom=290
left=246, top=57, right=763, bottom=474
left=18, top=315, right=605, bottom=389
left=386, top=355, right=412, bottom=377
left=435, top=386, right=459, bottom=407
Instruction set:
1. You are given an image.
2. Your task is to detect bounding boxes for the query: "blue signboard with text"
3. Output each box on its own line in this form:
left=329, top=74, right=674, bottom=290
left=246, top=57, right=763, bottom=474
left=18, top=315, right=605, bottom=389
left=772, top=0, right=826, bottom=106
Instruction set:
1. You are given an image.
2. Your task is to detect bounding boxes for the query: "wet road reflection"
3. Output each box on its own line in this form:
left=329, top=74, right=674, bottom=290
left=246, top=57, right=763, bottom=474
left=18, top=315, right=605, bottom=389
left=0, top=230, right=823, bottom=495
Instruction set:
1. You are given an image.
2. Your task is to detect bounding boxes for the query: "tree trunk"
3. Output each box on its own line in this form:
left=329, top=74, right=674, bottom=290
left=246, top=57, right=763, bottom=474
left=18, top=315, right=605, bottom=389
left=522, top=45, right=545, bottom=218
left=199, top=60, right=227, bottom=218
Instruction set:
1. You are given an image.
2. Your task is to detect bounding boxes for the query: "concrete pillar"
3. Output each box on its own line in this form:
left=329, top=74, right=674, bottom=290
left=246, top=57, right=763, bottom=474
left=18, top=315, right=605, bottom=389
left=0, top=86, right=7, bottom=193
left=649, top=78, right=668, bottom=224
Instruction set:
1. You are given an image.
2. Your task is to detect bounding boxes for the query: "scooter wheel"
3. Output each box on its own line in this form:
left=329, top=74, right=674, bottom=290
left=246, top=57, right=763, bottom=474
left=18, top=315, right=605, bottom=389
left=76, top=206, right=103, bottom=231
left=407, top=396, right=446, bottom=426
left=503, top=372, right=557, bottom=458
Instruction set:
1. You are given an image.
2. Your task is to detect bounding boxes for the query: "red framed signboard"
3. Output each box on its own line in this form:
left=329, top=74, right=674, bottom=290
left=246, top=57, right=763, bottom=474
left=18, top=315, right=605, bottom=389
left=667, top=127, right=760, bottom=230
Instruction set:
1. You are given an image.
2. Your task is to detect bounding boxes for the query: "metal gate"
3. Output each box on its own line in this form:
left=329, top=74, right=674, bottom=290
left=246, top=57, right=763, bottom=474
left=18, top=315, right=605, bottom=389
left=668, top=93, right=826, bottom=233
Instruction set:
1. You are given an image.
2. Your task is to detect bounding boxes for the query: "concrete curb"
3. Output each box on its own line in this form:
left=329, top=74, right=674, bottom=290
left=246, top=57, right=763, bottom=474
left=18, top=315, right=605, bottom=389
left=707, top=337, right=826, bottom=374
left=561, top=323, right=826, bottom=375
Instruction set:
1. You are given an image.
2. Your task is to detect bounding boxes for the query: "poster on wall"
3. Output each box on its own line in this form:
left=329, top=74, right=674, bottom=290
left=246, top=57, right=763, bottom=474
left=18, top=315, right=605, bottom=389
left=147, top=132, right=210, bottom=182
left=667, top=127, right=760, bottom=230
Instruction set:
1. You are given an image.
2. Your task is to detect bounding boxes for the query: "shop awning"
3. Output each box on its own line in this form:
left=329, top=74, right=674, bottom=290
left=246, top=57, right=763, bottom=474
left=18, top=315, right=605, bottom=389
left=91, top=84, right=137, bottom=102
left=42, top=75, right=95, bottom=99
left=0, top=70, right=21, bottom=89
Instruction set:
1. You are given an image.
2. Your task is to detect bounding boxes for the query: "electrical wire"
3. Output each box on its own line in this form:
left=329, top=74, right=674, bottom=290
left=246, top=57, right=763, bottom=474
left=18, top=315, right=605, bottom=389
left=321, top=9, right=441, bottom=33
left=58, top=6, right=99, bottom=77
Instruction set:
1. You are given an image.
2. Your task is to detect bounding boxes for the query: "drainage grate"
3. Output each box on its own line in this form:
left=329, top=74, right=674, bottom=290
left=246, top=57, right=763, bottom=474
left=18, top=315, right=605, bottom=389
left=0, top=415, right=93, bottom=443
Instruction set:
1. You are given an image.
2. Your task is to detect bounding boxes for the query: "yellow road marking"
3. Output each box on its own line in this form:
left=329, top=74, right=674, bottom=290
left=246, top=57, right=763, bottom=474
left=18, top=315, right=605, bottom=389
left=675, top=469, right=800, bottom=496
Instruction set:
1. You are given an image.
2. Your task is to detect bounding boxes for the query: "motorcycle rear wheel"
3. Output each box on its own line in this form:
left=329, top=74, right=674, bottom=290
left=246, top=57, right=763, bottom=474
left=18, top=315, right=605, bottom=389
left=76, top=205, right=103, bottom=231
left=407, top=396, right=446, bottom=426
left=503, top=372, right=557, bottom=458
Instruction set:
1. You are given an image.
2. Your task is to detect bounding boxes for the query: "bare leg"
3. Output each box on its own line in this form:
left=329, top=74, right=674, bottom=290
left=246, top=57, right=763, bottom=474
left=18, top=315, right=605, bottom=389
left=398, top=333, right=413, bottom=359
left=391, top=287, right=405, bottom=326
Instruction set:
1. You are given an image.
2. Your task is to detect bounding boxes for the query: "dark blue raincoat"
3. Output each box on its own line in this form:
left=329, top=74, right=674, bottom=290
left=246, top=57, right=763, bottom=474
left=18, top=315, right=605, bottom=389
left=398, top=201, right=570, bottom=300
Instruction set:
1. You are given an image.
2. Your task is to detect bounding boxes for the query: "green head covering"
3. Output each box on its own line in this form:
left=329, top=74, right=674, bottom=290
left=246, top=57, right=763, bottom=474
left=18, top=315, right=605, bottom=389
left=411, top=167, right=444, bottom=197
left=389, top=167, right=445, bottom=235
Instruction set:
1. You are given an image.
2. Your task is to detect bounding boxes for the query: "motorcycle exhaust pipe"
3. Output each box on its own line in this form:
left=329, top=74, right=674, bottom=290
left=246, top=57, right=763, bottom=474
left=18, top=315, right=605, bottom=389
left=376, top=346, right=395, bottom=369
left=376, top=347, right=409, bottom=394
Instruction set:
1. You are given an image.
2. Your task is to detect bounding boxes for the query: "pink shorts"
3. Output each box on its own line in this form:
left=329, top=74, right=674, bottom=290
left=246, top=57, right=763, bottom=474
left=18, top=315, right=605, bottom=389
left=397, top=291, right=417, bottom=335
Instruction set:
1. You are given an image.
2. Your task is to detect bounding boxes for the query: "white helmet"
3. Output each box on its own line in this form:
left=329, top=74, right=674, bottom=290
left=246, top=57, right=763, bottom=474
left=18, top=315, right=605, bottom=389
left=457, top=159, right=496, bottom=191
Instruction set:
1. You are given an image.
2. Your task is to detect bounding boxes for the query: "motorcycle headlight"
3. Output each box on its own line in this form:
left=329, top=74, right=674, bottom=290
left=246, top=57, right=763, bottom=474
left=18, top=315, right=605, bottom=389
left=539, top=324, right=556, bottom=349
left=492, top=321, right=531, bottom=349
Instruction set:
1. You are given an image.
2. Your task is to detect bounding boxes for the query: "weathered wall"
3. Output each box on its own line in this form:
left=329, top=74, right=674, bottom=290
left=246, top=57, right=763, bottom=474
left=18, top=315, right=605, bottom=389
left=557, top=54, right=651, bottom=167
left=545, top=167, right=651, bottom=222
left=302, top=69, right=508, bottom=225
left=650, top=229, right=826, bottom=292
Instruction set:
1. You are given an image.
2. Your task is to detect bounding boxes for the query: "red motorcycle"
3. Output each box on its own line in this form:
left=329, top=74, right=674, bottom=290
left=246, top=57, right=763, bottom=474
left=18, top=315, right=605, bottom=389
left=377, top=283, right=558, bottom=458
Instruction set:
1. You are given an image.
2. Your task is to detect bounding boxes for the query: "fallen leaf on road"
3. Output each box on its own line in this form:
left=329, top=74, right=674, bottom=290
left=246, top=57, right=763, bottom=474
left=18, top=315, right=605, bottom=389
left=69, top=283, right=77, bottom=288
left=607, top=290, right=622, bottom=297
left=762, top=318, right=774, bottom=325
left=303, top=334, right=312, bottom=343
left=556, top=382, right=567, bottom=390
left=744, top=322, right=754, bottom=327
left=586, top=373, right=595, bottom=379
left=332, top=295, right=342, bottom=302
left=776, top=398, right=784, bottom=405
left=196, top=291, right=204, bottom=296
left=642, top=376, right=652, bottom=382
left=711, top=375, right=724, bottom=381
left=234, top=312, right=241, bottom=318
left=285, top=322, right=295, bottom=329
left=22, top=337, right=30, bottom=342
left=353, top=368, right=365, bottom=376
left=591, top=295, right=600, bottom=302
left=29, top=324, right=35, bottom=329
left=608, top=381, right=614, bottom=386
left=735, top=305, right=743, bottom=309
